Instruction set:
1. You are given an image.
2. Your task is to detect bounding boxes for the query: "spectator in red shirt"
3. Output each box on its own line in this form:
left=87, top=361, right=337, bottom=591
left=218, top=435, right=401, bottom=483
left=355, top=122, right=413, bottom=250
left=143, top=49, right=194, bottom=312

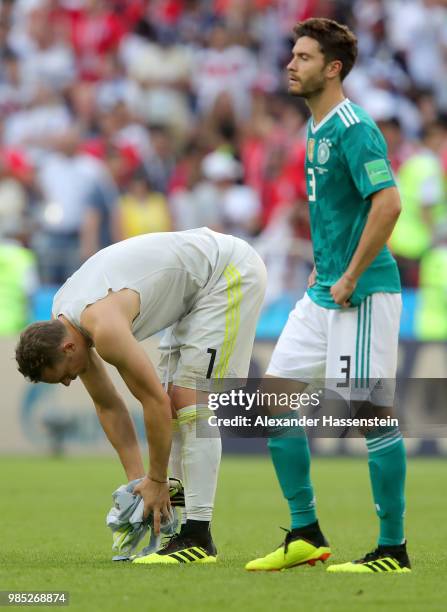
left=70, top=0, right=126, bottom=81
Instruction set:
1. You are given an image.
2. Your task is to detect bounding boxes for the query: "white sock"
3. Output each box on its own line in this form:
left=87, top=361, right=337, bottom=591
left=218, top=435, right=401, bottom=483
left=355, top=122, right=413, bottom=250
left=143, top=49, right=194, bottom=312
left=177, top=405, right=222, bottom=522
left=168, top=419, right=186, bottom=524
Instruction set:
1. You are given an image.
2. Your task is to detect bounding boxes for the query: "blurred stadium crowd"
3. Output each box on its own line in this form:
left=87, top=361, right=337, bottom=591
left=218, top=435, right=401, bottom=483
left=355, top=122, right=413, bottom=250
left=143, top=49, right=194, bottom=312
left=1, top=0, right=447, bottom=340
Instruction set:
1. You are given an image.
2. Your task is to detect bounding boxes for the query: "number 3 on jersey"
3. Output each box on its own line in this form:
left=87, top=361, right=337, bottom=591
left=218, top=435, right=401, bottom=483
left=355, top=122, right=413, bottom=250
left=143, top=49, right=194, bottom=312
left=308, top=168, right=316, bottom=202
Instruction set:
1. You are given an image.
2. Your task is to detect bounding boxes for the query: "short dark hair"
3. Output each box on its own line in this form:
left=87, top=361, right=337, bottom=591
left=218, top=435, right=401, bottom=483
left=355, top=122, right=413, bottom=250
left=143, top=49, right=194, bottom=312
left=15, top=320, right=67, bottom=383
left=293, top=18, right=358, bottom=81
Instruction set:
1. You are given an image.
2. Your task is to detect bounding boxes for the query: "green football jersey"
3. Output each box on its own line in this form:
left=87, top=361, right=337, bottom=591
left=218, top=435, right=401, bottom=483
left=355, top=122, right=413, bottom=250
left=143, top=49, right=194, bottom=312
left=305, top=99, right=401, bottom=309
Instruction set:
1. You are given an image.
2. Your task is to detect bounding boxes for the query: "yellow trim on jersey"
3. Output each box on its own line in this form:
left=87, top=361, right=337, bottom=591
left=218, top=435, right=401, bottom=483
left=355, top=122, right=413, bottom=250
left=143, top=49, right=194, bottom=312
left=214, top=264, right=242, bottom=380
left=214, top=267, right=233, bottom=380
left=222, top=264, right=242, bottom=378
left=216, top=265, right=237, bottom=379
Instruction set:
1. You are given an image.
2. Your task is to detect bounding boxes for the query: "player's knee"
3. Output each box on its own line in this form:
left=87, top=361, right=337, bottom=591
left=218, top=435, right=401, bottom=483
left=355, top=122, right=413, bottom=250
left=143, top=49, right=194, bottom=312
left=352, top=401, right=396, bottom=437
left=170, top=385, right=198, bottom=412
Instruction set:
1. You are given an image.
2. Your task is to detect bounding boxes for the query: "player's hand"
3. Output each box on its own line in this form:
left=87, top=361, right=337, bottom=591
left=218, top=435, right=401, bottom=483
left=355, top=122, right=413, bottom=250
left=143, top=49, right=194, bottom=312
left=308, top=266, right=317, bottom=287
left=330, top=274, right=357, bottom=308
left=133, top=476, right=172, bottom=534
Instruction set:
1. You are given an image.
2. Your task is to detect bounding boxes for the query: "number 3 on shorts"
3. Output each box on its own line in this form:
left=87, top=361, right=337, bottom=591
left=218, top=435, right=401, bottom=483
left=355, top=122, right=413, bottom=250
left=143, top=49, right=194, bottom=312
left=336, top=355, right=351, bottom=388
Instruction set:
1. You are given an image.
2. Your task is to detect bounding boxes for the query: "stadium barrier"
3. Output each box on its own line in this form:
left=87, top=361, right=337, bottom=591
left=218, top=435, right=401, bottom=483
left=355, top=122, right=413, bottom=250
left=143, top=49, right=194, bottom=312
left=1, top=337, right=446, bottom=456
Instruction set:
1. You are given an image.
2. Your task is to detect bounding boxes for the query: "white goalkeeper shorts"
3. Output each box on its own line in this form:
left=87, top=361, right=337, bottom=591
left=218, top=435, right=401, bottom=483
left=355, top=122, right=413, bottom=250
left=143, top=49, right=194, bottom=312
left=267, top=292, right=402, bottom=406
left=158, top=243, right=267, bottom=391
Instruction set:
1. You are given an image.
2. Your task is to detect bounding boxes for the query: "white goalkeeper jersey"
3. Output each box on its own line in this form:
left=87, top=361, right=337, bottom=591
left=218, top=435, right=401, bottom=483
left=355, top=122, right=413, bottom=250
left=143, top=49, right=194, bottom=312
left=52, top=228, right=239, bottom=340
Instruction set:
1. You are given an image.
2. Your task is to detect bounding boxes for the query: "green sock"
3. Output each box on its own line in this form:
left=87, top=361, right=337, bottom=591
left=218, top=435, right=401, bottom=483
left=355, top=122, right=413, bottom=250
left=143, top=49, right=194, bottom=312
left=366, top=428, right=406, bottom=547
left=267, top=422, right=316, bottom=530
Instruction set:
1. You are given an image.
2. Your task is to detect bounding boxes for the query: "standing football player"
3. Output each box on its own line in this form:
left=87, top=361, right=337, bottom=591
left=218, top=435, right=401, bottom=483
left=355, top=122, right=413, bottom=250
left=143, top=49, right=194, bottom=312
left=246, top=18, right=409, bottom=573
left=16, top=228, right=266, bottom=564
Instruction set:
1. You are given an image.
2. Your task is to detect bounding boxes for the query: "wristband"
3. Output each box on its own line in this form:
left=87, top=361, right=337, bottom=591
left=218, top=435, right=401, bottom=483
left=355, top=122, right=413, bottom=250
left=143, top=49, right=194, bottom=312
left=148, top=475, right=168, bottom=484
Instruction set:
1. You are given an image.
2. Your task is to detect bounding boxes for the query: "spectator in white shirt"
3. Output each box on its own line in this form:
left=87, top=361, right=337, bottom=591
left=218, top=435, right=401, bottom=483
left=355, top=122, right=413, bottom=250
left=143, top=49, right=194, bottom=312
left=192, top=23, right=259, bottom=121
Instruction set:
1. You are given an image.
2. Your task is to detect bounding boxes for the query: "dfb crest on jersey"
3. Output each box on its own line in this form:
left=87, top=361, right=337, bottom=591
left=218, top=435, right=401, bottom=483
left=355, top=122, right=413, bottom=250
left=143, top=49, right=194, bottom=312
left=317, top=138, right=332, bottom=164
left=307, top=138, right=316, bottom=162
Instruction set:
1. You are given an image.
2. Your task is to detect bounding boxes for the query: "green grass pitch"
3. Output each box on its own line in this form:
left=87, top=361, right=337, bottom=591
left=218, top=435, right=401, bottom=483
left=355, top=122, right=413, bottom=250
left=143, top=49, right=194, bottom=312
left=1, top=455, right=446, bottom=611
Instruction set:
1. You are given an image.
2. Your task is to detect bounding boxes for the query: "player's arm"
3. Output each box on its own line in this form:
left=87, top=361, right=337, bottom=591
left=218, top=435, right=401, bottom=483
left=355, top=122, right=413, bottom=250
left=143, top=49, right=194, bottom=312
left=92, top=317, right=172, bottom=530
left=80, top=350, right=145, bottom=481
left=331, top=187, right=401, bottom=306
left=347, top=185, right=401, bottom=278
left=332, top=122, right=401, bottom=306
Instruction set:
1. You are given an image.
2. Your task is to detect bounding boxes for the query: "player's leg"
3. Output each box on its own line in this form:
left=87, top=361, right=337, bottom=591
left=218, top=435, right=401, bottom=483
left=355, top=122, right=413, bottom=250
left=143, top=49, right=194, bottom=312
left=332, top=401, right=409, bottom=573
left=246, top=294, right=331, bottom=571
left=136, top=246, right=267, bottom=565
left=172, top=385, right=220, bottom=558
left=153, top=337, right=185, bottom=491
left=171, top=250, right=266, bottom=563
left=153, top=335, right=185, bottom=492
left=134, top=344, right=221, bottom=564
left=324, top=293, right=409, bottom=573
left=166, top=389, right=186, bottom=527
left=266, top=377, right=317, bottom=531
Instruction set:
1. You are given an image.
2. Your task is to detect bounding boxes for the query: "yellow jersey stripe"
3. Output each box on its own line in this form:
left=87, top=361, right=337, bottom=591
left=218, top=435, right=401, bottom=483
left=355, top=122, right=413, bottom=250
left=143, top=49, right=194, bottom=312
left=214, top=265, right=237, bottom=379
left=220, top=264, right=242, bottom=379
left=219, top=266, right=237, bottom=378
left=214, top=267, right=234, bottom=379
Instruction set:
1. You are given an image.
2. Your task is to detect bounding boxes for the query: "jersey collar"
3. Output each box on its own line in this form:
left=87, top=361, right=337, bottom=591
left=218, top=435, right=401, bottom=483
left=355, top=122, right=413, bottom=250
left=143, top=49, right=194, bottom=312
left=310, top=98, right=348, bottom=134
